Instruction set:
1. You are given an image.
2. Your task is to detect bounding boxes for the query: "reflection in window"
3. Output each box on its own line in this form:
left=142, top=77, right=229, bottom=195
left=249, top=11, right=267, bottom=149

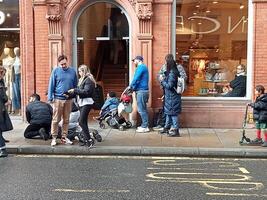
left=175, top=0, right=248, bottom=97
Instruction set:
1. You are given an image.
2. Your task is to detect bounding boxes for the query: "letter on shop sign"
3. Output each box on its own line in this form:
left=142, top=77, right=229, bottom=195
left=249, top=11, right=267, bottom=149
left=228, top=16, right=247, bottom=33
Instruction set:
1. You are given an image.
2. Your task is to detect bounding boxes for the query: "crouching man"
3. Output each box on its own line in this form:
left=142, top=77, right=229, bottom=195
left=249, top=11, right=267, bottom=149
left=24, top=93, right=53, bottom=140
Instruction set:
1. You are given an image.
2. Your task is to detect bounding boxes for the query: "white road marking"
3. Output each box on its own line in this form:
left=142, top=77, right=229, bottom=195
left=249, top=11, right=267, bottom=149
left=54, top=189, right=130, bottom=193
left=239, top=167, right=250, bottom=174
left=206, top=192, right=267, bottom=197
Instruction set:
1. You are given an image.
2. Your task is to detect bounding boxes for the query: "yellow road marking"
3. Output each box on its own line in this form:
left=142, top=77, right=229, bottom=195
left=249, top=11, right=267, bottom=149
left=206, top=192, right=267, bottom=197
left=54, top=189, right=130, bottom=193
left=239, top=167, right=250, bottom=174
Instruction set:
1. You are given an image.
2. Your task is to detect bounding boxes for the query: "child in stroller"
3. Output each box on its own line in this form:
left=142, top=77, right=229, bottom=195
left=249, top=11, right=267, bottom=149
left=95, top=91, right=132, bottom=131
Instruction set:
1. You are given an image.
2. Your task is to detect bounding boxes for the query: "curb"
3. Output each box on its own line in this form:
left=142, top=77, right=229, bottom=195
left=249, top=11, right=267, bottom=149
left=6, top=145, right=267, bottom=158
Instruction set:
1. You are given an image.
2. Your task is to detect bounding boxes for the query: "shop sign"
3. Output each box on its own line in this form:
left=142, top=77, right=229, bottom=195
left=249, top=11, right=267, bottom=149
left=0, top=11, right=5, bottom=25
left=177, top=16, right=247, bottom=34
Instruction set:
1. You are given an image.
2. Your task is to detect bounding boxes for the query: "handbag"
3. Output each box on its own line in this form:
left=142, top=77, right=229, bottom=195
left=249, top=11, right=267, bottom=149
left=174, top=77, right=185, bottom=94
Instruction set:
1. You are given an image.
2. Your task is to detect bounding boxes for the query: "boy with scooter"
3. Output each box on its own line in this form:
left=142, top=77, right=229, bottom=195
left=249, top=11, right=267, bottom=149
left=248, top=85, right=267, bottom=147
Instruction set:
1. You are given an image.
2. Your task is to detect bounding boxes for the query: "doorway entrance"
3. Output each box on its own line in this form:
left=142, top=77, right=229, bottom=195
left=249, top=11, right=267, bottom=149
left=76, top=2, right=130, bottom=97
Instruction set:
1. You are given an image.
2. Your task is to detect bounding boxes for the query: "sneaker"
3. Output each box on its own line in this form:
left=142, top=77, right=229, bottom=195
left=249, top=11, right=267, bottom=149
left=153, top=125, right=164, bottom=131
left=250, top=138, right=263, bottom=145
left=262, top=141, right=267, bottom=147
left=159, top=128, right=169, bottom=135
left=51, top=138, right=57, bottom=146
left=92, top=130, right=102, bottom=142
left=61, top=137, right=73, bottom=145
left=86, top=138, right=95, bottom=148
left=136, top=127, right=150, bottom=133
left=0, top=149, right=8, bottom=157
left=167, top=129, right=181, bottom=137
left=39, top=128, right=49, bottom=141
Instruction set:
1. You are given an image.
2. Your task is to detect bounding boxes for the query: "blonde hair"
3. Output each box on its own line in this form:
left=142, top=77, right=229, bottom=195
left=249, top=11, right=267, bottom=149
left=78, top=64, right=96, bottom=87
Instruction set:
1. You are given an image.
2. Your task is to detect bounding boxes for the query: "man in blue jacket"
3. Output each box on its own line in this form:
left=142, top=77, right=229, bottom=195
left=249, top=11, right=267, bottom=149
left=129, top=56, right=149, bottom=133
left=47, top=55, right=78, bottom=146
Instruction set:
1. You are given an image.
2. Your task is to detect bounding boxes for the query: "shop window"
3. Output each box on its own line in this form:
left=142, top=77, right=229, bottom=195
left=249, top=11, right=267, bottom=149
left=175, top=0, right=248, bottom=98
left=0, top=0, right=20, bottom=114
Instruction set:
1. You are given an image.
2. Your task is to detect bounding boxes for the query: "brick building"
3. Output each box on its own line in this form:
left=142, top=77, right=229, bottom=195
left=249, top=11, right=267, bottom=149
left=0, top=0, right=266, bottom=128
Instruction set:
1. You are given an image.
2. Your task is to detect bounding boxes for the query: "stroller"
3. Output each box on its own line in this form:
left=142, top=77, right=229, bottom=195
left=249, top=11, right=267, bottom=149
left=98, top=88, right=133, bottom=131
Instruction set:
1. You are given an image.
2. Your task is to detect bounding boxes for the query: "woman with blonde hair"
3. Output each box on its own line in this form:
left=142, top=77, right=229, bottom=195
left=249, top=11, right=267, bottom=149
left=68, top=65, right=96, bottom=147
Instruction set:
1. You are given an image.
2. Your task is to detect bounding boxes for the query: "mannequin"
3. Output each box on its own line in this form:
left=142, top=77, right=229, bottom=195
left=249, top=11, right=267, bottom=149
left=2, top=47, right=15, bottom=113
left=12, top=47, right=21, bottom=113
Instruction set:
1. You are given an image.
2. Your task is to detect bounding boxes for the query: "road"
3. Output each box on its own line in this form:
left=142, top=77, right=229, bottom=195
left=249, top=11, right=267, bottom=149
left=0, top=155, right=266, bottom=200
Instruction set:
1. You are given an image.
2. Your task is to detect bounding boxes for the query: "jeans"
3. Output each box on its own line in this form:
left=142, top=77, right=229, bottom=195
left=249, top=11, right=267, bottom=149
left=136, top=90, right=149, bottom=128
left=24, top=123, right=51, bottom=139
left=12, top=73, right=21, bottom=110
left=164, top=115, right=179, bottom=129
left=0, top=130, right=5, bottom=149
left=51, top=99, right=72, bottom=138
left=79, top=104, right=93, bottom=140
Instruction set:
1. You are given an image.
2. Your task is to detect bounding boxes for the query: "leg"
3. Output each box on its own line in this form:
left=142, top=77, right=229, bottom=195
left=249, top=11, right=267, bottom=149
left=136, top=91, right=149, bottom=128
left=262, top=128, right=267, bottom=147
left=159, top=115, right=171, bottom=134
left=0, top=129, right=7, bottom=157
left=51, top=99, right=64, bottom=138
left=79, top=104, right=92, bottom=140
left=24, top=124, right=42, bottom=139
left=61, top=99, right=72, bottom=138
left=168, top=115, right=180, bottom=137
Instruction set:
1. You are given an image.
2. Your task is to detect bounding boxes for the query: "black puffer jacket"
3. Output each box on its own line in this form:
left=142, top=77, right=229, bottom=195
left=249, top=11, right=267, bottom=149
left=250, top=93, right=267, bottom=123
left=161, top=69, right=182, bottom=115
left=26, top=100, right=53, bottom=124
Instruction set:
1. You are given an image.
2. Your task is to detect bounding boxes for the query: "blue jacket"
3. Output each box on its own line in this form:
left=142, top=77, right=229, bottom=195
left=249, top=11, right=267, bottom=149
left=130, top=63, right=149, bottom=91
left=48, top=67, right=77, bottom=101
left=101, top=97, right=119, bottom=112
left=161, top=69, right=181, bottom=115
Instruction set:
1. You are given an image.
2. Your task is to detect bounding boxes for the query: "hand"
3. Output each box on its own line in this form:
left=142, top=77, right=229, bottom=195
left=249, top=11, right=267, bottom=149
left=68, top=89, right=74, bottom=94
left=5, top=100, right=11, bottom=106
left=63, top=94, right=69, bottom=98
left=159, top=75, right=164, bottom=82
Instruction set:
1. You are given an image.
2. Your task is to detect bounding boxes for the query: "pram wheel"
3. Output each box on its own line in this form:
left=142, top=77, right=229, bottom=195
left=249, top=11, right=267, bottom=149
left=125, top=121, right=132, bottom=128
left=119, top=125, right=125, bottom=131
left=99, top=122, right=105, bottom=129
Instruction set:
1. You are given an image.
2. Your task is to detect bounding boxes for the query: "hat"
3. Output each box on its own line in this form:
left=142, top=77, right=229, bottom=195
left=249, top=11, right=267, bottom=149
left=132, top=55, right=144, bottom=62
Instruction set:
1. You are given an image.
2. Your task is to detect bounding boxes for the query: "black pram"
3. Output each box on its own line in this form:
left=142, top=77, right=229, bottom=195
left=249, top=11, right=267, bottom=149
left=98, top=107, right=132, bottom=131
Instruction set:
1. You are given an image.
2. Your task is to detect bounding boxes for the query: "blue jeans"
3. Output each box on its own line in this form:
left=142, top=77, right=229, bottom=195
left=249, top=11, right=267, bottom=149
left=136, top=90, right=149, bottom=128
left=165, top=115, right=179, bottom=129
left=12, top=73, right=21, bottom=110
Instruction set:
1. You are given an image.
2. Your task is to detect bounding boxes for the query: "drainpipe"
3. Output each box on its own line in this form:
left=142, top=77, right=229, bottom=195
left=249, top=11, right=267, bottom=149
left=32, top=4, right=36, bottom=93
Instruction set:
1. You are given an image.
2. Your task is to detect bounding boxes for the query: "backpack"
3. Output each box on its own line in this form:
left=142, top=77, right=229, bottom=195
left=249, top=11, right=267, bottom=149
left=174, top=77, right=185, bottom=94
left=92, top=84, right=104, bottom=110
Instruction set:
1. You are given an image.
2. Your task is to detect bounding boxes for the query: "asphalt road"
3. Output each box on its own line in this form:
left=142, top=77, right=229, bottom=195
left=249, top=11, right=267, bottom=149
left=0, top=155, right=266, bottom=200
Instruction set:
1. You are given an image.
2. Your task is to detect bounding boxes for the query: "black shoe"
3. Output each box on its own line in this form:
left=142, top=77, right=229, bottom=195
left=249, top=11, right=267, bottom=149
left=167, top=129, right=180, bottom=137
left=4, top=138, right=9, bottom=143
left=159, top=128, right=169, bottom=135
left=250, top=138, right=263, bottom=145
left=262, top=141, right=267, bottom=147
left=0, top=149, right=8, bottom=158
left=92, top=130, right=102, bottom=142
left=85, top=138, right=95, bottom=148
left=39, top=128, right=49, bottom=141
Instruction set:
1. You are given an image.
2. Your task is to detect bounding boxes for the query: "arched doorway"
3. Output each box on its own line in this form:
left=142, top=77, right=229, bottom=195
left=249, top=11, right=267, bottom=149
left=74, top=2, right=130, bottom=97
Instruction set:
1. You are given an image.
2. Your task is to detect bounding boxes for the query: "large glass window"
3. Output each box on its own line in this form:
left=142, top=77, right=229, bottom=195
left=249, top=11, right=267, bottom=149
left=175, top=0, right=248, bottom=97
left=0, top=0, right=20, bottom=115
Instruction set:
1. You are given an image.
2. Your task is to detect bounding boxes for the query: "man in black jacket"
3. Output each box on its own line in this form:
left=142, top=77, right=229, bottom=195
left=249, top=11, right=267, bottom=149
left=24, top=93, right=53, bottom=140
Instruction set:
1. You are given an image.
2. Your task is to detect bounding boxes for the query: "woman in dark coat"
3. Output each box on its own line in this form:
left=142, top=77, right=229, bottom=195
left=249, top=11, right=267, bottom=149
left=0, top=66, right=13, bottom=157
left=68, top=64, right=97, bottom=147
left=159, top=54, right=182, bottom=137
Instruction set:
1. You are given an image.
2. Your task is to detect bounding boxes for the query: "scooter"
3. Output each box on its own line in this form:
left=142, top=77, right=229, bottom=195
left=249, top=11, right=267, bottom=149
left=239, top=104, right=252, bottom=145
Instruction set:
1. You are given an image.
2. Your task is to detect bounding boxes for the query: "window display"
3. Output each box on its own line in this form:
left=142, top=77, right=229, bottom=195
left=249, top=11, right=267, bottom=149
left=175, top=0, right=248, bottom=97
left=0, top=0, right=20, bottom=114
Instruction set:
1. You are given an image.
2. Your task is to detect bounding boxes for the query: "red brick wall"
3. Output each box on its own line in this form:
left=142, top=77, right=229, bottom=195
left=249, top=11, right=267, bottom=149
left=253, top=2, right=267, bottom=93
left=152, top=3, right=172, bottom=108
left=33, top=5, right=49, bottom=101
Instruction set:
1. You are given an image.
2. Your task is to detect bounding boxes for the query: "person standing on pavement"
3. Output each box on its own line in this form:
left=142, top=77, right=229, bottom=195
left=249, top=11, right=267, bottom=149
left=0, top=66, right=13, bottom=157
left=48, top=55, right=78, bottom=146
left=67, top=64, right=96, bottom=147
left=158, top=54, right=182, bottom=137
left=24, top=93, right=52, bottom=140
left=248, top=85, right=267, bottom=147
left=129, top=56, right=149, bottom=133
left=153, top=54, right=187, bottom=131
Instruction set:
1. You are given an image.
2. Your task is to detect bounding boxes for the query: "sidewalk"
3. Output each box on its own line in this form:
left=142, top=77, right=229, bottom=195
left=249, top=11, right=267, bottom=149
left=4, top=116, right=267, bottom=158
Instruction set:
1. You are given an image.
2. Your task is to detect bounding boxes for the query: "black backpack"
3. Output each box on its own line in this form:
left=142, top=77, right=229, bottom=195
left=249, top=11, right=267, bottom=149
left=92, top=84, right=104, bottom=110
